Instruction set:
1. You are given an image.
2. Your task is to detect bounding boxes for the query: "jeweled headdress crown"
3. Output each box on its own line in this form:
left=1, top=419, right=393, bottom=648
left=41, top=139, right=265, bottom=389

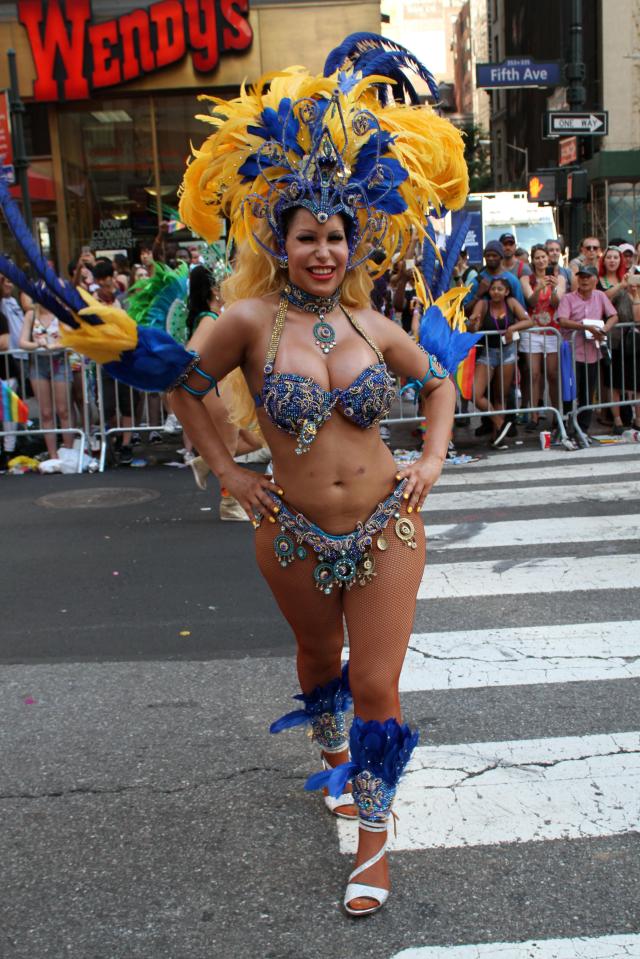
left=179, top=33, right=469, bottom=271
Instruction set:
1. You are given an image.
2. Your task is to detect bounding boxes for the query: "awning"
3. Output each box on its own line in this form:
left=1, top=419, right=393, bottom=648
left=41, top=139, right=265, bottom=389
left=9, top=169, right=56, bottom=203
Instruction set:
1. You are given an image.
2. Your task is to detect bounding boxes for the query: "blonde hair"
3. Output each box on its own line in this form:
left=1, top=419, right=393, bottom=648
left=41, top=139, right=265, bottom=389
left=222, top=216, right=373, bottom=309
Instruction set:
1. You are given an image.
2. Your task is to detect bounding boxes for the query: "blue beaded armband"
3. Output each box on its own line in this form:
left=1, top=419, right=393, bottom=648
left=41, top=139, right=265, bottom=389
left=400, top=352, right=449, bottom=396
left=180, top=365, right=219, bottom=397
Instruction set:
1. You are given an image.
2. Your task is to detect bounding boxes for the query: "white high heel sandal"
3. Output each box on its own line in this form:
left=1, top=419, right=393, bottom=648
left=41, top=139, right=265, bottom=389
left=343, top=819, right=390, bottom=916
left=320, top=755, right=357, bottom=819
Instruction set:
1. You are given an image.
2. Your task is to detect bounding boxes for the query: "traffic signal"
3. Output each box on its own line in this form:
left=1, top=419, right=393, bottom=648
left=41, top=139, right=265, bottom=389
left=527, top=173, right=556, bottom=203
left=566, top=169, right=588, bottom=201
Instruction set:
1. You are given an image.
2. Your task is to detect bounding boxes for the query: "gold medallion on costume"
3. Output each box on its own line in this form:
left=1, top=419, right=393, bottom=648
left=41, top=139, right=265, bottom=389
left=357, top=552, right=377, bottom=587
left=395, top=517, right=417, bottom=549
left=376, top=534, right=389, bottom=551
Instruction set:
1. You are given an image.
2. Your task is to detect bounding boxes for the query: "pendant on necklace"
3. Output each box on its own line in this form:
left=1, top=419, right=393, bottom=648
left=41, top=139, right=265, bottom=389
left=313, top=311, right=336, bottom=354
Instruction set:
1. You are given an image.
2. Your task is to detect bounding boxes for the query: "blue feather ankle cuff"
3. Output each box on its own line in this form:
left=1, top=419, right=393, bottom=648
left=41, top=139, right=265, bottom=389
left=269, top=663, right=352, bottom=752
left=304, top=716, right=419, bottom=825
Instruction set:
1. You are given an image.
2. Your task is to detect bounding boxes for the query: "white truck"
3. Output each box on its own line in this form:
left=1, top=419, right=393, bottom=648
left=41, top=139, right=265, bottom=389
left=460, top=190, right=558, bottom=264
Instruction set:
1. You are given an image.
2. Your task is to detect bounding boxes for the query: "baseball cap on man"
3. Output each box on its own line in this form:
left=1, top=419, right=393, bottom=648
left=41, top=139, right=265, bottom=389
left=576, top=265, right=598, bottom=277
left=484, top=240, right=504, bottom=256
left=499, top=232, right=516, bottom=244
left=618, top=243, right=635, bottom=255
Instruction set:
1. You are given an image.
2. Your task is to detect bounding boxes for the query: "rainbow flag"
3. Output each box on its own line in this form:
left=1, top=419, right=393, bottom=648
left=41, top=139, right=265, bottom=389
left=455, top=347, right=476, bottom=400
left=0, top=381, right=29, bottom=424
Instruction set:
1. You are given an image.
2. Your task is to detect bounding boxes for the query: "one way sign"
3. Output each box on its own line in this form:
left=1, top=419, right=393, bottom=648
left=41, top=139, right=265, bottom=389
left=544, top=111, right=608, bottom=138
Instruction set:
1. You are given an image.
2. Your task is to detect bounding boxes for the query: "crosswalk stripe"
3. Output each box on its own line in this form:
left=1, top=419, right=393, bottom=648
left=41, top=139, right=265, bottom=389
left=400, top=621, right=640, bottom=691
left=336, top=730, right=640, bottom=853
left=436, top=459, right=640, bottom=487
left=418, top=553, right=640, bottom=599
left=389, top=933, right=640, bottom=958
left=423, top=480, right=640, bottom=512
left=428, top=514, right=640, bottom=551
left=448, top=443, right=640, bottom=469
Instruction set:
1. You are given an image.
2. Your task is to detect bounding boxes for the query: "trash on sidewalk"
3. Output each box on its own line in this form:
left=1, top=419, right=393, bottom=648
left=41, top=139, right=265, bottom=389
left=38, top=447, right=99, bottom=474
left=7, top=455, right=40, bottom=474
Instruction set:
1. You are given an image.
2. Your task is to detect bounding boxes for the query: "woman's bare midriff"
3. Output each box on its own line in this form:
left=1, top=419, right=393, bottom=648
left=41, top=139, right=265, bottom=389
left=259, top=411, right=398, bottom=534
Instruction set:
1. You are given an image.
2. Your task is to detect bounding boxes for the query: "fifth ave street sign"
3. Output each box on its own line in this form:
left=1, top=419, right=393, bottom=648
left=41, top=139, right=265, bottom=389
left=476, top=58, right=562, bottom=89
left=545, top=111, right=609, bottom=137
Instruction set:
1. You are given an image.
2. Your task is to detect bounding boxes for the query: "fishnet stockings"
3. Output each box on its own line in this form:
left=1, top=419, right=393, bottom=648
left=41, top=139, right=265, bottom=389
left=255, top=506, right=426, bottom=722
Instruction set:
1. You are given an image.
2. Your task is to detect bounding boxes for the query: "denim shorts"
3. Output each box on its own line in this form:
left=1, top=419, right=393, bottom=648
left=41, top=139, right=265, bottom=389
left=30, top=353, right=70, bottom=383
left=476, top=342, right=517, bottom=368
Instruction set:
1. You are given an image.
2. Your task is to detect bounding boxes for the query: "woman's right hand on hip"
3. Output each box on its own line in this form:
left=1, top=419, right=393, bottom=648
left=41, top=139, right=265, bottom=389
left=218, top=465, right=283, bottom=523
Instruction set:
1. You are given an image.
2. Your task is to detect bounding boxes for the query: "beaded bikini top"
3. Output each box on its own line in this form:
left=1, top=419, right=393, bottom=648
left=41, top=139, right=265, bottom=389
left=258, top=295, right=396, bottom=454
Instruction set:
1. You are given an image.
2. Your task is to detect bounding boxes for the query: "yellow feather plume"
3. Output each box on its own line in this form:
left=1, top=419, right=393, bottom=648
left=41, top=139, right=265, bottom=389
left=60, top=289, right=138, bottom=364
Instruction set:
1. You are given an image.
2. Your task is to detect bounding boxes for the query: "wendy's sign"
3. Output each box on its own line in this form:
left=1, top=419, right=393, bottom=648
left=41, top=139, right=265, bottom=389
left=18, top=0, right=253, bottom=102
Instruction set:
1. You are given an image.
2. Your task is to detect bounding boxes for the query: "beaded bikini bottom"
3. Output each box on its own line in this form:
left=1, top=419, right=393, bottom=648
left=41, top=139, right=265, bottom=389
left=262, top=480, right=418, bottom=595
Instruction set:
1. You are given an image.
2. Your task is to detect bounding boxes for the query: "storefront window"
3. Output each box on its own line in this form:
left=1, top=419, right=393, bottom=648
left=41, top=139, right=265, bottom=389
left=607, top=182, right=639, bottom=244
left=153, top=90, right=233, bottom=248
left=57, top=96, right=157, bottom=261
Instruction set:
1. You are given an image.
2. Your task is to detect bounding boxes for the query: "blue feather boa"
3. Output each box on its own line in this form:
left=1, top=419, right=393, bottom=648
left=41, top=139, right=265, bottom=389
left=305, top=716, right=419, bottom=798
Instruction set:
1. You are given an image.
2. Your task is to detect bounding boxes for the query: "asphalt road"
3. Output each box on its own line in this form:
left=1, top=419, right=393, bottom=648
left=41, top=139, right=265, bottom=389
left=1, top=444, right=639, bottom=959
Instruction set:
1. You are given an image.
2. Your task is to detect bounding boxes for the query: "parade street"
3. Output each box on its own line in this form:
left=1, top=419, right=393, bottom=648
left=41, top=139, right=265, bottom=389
left=1, top=443, right=639, bottom=959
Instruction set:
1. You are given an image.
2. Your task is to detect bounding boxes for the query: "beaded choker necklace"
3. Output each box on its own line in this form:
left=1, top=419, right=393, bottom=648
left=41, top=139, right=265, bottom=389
left=283, top=281, right=342, bottom=355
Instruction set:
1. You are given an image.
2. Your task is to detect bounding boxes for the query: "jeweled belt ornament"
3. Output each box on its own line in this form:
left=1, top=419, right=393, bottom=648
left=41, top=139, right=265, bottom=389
left=269, top=481, right=416, bottom=595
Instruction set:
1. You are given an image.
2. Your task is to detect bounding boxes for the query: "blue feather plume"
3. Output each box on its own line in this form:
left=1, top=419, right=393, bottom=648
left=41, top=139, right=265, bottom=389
left=324, top=33, right=440, bottom=104
left=434, top=214, right=471, bottom=298
left=420, top=220, right=438, bottom=294
left=0, top=176, right=85, bottom=315
left=103, top=327, right=196, bottom=392
left=0, top=255, right=79, bottom=329
left=305, top=717, right=419, bottom=799
left=419, top=304, right=482, bottom=373
left=270, top=662, right=351, bottom=734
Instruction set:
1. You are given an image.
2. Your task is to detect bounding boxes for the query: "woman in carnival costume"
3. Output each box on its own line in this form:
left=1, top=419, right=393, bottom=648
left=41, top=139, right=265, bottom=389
left=172, top=34, right=469, bottom=915
left=0, top=32, right=474, bottom=917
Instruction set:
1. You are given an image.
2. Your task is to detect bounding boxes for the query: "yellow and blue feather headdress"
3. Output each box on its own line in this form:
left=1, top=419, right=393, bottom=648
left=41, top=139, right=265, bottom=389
left=179, top=33, right=469, bottom=270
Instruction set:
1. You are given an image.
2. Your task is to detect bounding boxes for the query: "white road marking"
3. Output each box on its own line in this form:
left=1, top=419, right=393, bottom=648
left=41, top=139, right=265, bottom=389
left=389, top=933, right=640, bottom=958
left=423, top=480, right=640, bottom=512
left=418, top=553, right=640, bottom=600
left=427, top=514, right=640, bottom=551
left=445, top=442, right=640, bottom=469
left=337, top=731, right=640, bottom=853
left=436, top=459, right=640, bottom=488
left=400, top=621, right=640, bottom=691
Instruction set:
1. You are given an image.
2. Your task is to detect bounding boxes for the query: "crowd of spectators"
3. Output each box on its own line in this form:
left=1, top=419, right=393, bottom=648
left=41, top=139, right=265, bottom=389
left=0, top=231, right=205, bottom=470
left=2, top=227, right=640, bottom=470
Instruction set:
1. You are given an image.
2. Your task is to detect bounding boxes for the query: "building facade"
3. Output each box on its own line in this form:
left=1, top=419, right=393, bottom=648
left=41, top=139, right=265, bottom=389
left=487, top=0, right=640, bottom=244
left=453, top=0, right=489, bottom=130
left=0, top=0, right=380, bottom=272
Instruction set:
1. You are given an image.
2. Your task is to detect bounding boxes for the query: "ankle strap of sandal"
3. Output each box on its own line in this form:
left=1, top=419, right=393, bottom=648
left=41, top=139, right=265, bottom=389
left=359, top=809, right=398, bottom=835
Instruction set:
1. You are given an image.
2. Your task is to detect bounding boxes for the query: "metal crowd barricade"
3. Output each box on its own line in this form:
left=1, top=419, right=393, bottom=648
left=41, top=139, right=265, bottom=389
left=1, top=347, right=88, bottom=472
left=94, top=363, right=177, bottom=471
left=569, top=321, right=640, bottom=446
left=383, top=328, right=569, bottom=441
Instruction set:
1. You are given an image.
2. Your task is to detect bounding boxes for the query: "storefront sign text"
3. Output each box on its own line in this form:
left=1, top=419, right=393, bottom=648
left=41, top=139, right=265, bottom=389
left=18, top=0, right=253, bottom=102
left=91, top=219, right=134, bottom=248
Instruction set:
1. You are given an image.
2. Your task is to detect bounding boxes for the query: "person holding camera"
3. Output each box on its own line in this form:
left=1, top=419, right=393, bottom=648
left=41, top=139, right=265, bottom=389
left=557, top=265, right=618, bottom=440
left=520, top=244, right=567, bottom=431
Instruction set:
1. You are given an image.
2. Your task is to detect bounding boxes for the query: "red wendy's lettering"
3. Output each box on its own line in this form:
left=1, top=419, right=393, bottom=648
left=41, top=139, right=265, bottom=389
left=221, top=0, right=252, bottom=51
left=184, top=0, right=219, bottom=73
left=18, top=0, right=91, bottom=100
left=151, top=1, right=187, bottom=70
left=89, top=20, right=121, bottom=89
left=17, top=0, right=253, bottom=102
